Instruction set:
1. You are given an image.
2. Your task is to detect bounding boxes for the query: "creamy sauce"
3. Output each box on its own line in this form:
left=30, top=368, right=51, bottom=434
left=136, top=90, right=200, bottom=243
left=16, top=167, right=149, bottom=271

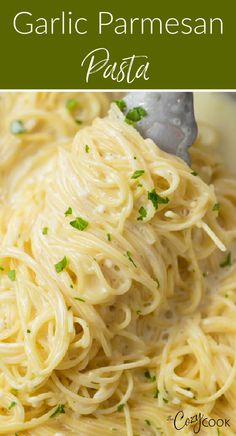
left=194, top=92, right=236, bottom=175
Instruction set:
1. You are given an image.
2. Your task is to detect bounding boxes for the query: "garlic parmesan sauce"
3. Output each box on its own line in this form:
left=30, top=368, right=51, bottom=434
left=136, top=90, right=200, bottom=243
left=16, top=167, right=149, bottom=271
left=194, top=92, right=236, bottom=175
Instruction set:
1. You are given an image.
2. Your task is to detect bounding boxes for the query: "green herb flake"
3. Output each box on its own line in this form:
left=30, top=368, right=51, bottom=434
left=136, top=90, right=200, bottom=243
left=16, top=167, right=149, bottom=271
left=220, top=252, right=231, bottom=268
left=8, top=270, right=16, bottom=282
left=145, top=419, right=151, bottom=426
left=124, top=251, right=137, bottom=267
left=117, top=403, right=125, bottom=412
left=148, top=189, right=169, bottom=210
left=107, top=233, right=112, bottom=241
left=74, top=297, right=86, bottom=302
left=85, top=144, right=90, bottom=153
left=26, top=329, right=31, bottom=334
left=54, top=256, right=67, bottom=273
left=70, top=284, right=74, bottom=289
left=131, top=169, right=145, bottom=179
left=163, top=397, right=168, bottom=403
left=70, top=217, right=88, bottom=231
left=111, top=429, right=117, bottom=432
left=191, top=171, right=198, bottom=176
left=50, top=404, right=65, bottom=418
left=136, top=309, right=142, bottom=315
left=144, top=370, right=156, bottom=382
left=75, top=119, right=82, bottom=125
left=153, top=388, right=159, bottom=398
left=67, top=306, right=72, bottom=310
left=42, top=227, right=48, bottom=235
left=217, top=429, right=220, bottom=436
left=125, top=117, right=135, bottom=126
left=10, top=388, right=18, bottom=396
left=8, top=401, right=17, bottom=410
left=64, top=207, right=72, bottom=217
left=126, top=106, right=147, bottom=123
left=137, top=206, right=147, bottom=221
left=212, top=202, right=220, bottom=211
left=10, top=120, right=26, bottom=135
left=0, top=266, right=4, bottom=271
left=66, top=99, right=78, bottom=111
left=144, top=370, right=151, bottom=379
left=114, top=99, right=126, bottom=112
left=15, top=434, right=19, bottom=436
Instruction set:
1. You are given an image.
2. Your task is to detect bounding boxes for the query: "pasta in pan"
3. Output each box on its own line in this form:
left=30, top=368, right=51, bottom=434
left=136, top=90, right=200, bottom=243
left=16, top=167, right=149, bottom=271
left=0, top=93, right=236, bottom=436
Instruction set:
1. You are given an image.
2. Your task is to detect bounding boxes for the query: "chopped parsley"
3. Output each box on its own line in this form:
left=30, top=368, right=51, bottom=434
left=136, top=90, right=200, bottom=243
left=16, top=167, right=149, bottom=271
left=107, top=233, right=112, bottom=241
left=145, top=419, right=151, bottom=426
left=42, top=227, right=48, bottom=235
left=10, top=120, right=26, bottom=135
left=163, top=397, right=168, bottom=403
left=148, top=189, right=169, bottom=210
left=114, top=99, right=126, bottom=112
left=66, top=98, right=78, bottom=111
left=8, top=270, right=16, bottom=282
left=136, top=309, right=142, bottom=315
left=26, top=329, right=31, bottom=334
left=50, top=404, right=65, bottom=418
left=131, top=169, right=145, bottom=179
left=54, top=256, right=67, bottom=273
left=67, top=306, right=72, bottom=310
left=125, top=106, right=147, bottom=123
left=75, top=119, right=82, bottom=125
left=70, top=217, right=88, bottom=231
left=117, top=403, right=125, bottom=412
left=65, top=207, right=72, bottom=217
left=8, top=401, right=17, bottom=410
left=220, top=252, right=231, bottom=268
left=125, top=117, right=135, bottom=126
left=137, top=206, right=147, bottom=221
left=10, top=388, right=18, bottom=396
left=0, top=266, right=4, bottom=271
left=124, top=251, right=137, bottom=267
left=191, top=171, right=198, bottom=176
left=153, top=388, right=159, bottom=398
left=144, top=370, right=156, bottom=382
left=74, top=297, right=86, bottom=302
left=85, top=144, right=90, bottom=153
left=212, top=202, right=220, bottom=211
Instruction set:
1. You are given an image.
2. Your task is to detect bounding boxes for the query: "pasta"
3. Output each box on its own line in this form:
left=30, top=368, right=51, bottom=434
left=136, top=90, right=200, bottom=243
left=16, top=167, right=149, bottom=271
left=0, top=92, right=236, bottom=436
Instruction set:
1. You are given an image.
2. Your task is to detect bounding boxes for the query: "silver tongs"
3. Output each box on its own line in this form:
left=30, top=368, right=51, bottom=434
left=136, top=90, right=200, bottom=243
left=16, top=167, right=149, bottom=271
left=123, top=92, right=198, bottom=164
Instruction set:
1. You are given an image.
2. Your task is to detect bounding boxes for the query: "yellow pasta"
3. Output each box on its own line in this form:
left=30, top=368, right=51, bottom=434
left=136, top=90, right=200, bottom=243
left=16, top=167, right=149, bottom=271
left=0, top=93, right=236, bottom=436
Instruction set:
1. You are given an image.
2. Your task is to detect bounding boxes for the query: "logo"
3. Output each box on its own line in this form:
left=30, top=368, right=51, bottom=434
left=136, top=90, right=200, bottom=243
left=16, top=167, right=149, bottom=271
left=167, top=411, right=230, bottom=433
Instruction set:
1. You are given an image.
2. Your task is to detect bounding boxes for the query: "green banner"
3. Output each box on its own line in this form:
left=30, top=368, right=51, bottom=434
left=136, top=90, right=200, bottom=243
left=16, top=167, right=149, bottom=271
left=0, top=0, right=234, bottom=89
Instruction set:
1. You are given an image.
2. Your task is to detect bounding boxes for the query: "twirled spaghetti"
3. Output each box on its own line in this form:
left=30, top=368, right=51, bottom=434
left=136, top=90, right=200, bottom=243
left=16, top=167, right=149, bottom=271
left=0, top=93, right=236, bottom=436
